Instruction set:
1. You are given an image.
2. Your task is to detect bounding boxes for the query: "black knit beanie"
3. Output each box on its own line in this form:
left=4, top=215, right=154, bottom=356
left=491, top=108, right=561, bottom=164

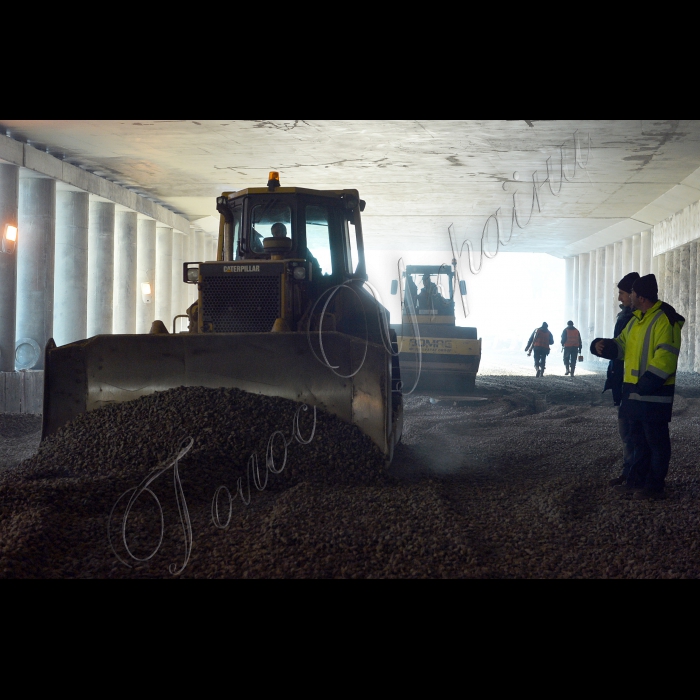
left=617, top=272, right=640, bottom=293
left=632, top=273, right=658, bottom=301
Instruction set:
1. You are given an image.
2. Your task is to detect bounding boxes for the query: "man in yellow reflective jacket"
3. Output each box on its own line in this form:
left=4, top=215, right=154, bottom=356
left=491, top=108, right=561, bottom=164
left=590, top=273, right=684, bottom=500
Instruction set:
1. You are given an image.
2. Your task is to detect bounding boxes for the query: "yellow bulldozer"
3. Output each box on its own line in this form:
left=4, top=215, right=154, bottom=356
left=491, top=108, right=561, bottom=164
left=42, top=173, right=403, bottom=461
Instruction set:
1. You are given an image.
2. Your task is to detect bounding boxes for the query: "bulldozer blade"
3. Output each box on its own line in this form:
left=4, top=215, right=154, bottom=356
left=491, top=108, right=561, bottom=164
left=42, top=332, right=399, bottom=459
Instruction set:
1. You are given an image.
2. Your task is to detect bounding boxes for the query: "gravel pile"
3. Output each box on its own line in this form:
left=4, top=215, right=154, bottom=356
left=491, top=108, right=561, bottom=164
left=1, top=367, right=700, bottom=578
left=0, top=414, right=41, bottom=473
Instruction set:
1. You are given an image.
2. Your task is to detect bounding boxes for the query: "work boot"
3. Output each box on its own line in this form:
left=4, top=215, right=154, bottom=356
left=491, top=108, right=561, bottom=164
left=541, top=368, right=545, bottom=376
left=608, top=475, right=626, bottom=486
left=633, top=488, right=665, bottom=501
left=570, top=368, right=575, bottom=377
left=565, top=367, right=570, bottom=375
left=536, top=369, right=541, bottom=377
left=613, top=483, right=643, bottom=495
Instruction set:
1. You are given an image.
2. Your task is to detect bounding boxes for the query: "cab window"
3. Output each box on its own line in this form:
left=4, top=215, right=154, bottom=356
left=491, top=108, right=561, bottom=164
left=305, top=205, right=333, bottom=276
left=250, top=201, right=292, bottom=253
left=232, top=208, right=241, bottom=260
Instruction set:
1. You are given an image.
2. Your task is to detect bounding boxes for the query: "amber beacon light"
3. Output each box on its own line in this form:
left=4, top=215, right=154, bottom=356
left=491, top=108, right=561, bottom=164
left=267, top=171, right=281, bottom=190
left=2, top=224, right=17, bottom=254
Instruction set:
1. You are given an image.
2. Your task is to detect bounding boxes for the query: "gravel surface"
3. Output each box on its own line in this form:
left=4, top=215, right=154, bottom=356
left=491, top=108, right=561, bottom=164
left=2, top=356, right=700, bottom=579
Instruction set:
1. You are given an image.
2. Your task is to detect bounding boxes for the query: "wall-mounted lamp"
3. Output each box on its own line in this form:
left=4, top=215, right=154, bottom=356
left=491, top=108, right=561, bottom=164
left=2, top=224, right=17, bottom=254
left=141, top=282, right=153, bottom=304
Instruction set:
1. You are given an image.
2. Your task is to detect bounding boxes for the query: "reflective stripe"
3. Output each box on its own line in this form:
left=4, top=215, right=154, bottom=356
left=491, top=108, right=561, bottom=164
left=648, top=365, right=671, bottom=380
left=631, top=369, right=640, bottom=377
left=656, top=343, right=679, bottom=356
left=628, top=393, right=673, bottom=403
left=533, top=329, right=550, bottom=347
left=564, top=329, right=581, bottom=347
left=639, top=310, right=664, bottom=376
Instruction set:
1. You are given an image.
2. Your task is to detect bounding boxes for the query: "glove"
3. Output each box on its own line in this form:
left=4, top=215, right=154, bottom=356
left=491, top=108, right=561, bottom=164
left=590, top=338, right=617, bottom=360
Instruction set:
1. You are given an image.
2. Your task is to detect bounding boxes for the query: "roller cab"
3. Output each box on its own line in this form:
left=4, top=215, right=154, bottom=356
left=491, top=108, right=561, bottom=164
left=390, top=264, right=481, bottom=394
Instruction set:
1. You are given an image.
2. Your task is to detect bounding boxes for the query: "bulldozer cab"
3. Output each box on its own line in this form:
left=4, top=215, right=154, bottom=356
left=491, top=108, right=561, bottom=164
left=215, top=182, right=366, bottom=277
left=180, top=179, right=370, bottom=334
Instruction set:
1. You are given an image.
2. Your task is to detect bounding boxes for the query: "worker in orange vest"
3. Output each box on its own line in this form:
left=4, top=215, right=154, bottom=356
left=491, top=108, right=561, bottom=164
left=525, top=322, right=554, bottom=377
left=561, top=321, right=583, bottom=376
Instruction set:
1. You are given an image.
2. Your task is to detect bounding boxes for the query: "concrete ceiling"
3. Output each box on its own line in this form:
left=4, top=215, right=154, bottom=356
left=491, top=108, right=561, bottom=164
left=2, top=120, right=700, bottom=257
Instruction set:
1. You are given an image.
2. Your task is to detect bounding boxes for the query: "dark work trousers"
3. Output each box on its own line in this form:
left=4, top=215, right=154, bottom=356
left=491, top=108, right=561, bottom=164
left=563, top=347, right=578, bottom=371
left=626, top=419, right=672, bottom=492
left=618, top=417, right=636, bottom=478
left=533, top=348, right=548, bottom=371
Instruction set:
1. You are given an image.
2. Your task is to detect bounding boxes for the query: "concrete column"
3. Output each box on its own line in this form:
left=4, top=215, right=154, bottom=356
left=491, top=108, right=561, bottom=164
left=595, top=247, right=606, bottom=341
left=113, top=210, right=138, bottom=334
left=16, top=177, right=56, bottom=370
left=136, top=219, right=156, bottom=334
left=679, top=245, right=690, bottom=371
left=171, top=230, right=185, bottom=331
left=613, top=240, right=622, bottom=288
left=695, top=243, right=700, bottom=373
left=687, top=241, right=697, bottom=373
left=604, top=244, right=615, bottom=337
left=613, top=240, right=623, bottom=333
left=572, top=257, right=579, bottom=326
left=578, top=253, right=590, bottom=349
left=588, top=248, right=597, bottom=344
left=205, top=234, right=215, bottom=262
left=665, top=250, right=674, bottom=310
left=672, top=248, right=681, bottom=316
left=0, top=164, right=19, bottom=372
left=87, top=200, right=115, bottom=337
left=155, top=226, right=173, bottom=328
left=54, top=190, right=89, bottom=346
left=640, top=230, right=652, bottom=276
left=622, top=236, right=634, bottom=276
left=195, top=229, right=205, bottom=267
left=565, top=257, right=574, bottom=323
left=185, top=229, right=195, bottom=308
left=632, top=233, right=641, bottom=274
left=655, top=253, right=665, bottom=301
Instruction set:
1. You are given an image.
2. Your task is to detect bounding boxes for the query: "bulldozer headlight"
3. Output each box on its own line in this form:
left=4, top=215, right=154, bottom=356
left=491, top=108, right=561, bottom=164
left=293, top=265, right=306, bottom=280
left=2, top=224, right=17, bottom=254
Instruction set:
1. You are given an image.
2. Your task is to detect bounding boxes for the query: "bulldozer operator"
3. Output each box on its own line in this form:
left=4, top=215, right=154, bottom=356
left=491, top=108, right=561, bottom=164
left=417, top=274, right=453, bottom=314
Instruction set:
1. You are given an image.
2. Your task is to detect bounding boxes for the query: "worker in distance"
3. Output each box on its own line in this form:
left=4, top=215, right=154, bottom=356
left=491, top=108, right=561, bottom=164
left=525, top=322, right=554, bottom=377
left=560, top=320, right=583, bottom=376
